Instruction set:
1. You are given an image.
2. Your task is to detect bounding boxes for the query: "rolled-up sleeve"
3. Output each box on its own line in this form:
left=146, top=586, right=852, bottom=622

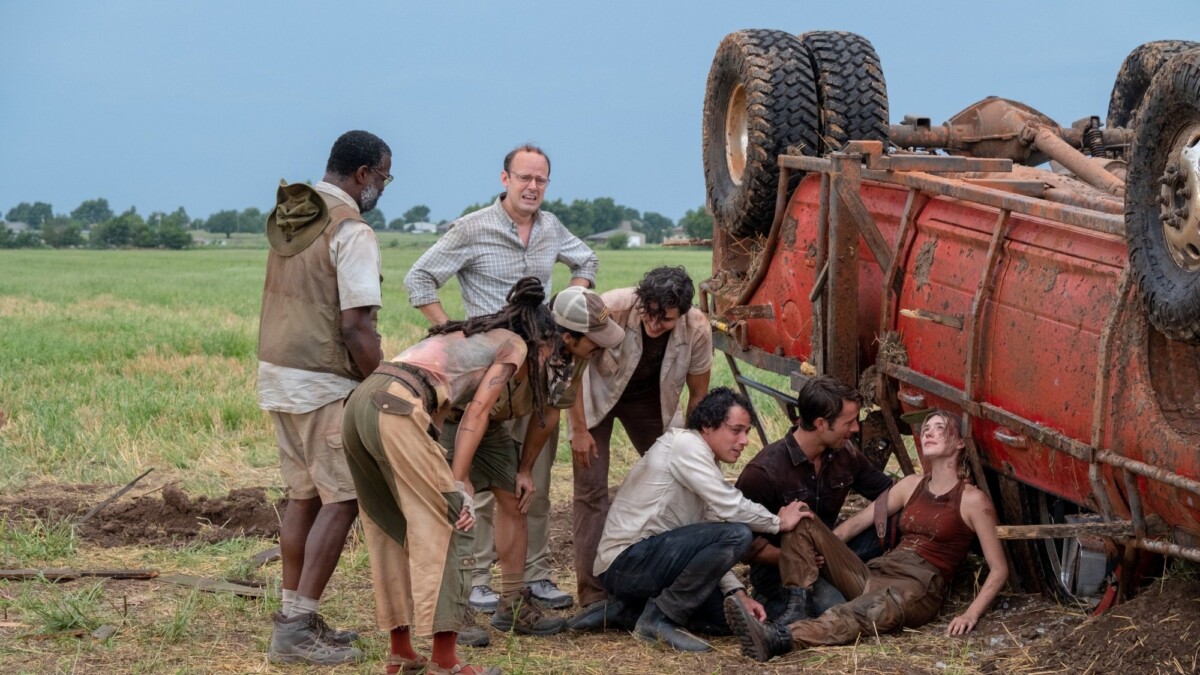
left=553, top=220, right=599, bottom=285
left=404, top=224, right=474, bottom=308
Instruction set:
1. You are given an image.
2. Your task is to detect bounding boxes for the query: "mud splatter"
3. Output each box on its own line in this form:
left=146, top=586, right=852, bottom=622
left=914, top=239, right=938, bottom=289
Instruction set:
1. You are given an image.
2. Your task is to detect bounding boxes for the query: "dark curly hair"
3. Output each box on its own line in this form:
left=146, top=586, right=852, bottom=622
left=795, top=375, right=861, bottom=432
left=635, top=266, right=695, bottom=322
left=427, top=277, right=559, bottom=420
left=326, top=130, right=391, bottom=178
left=686, top=387, right=755, bottom=432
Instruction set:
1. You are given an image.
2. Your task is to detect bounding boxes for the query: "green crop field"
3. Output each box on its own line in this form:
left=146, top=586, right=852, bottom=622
left=0, top=245, right=821, bottom=675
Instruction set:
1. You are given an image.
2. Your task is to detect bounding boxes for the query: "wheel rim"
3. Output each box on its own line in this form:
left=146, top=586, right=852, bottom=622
left=724, top=83, right=748, bottom=186
left=1159, top=123, right=1200, bottom=271
left=1035, top=492, right=1108, bottom=602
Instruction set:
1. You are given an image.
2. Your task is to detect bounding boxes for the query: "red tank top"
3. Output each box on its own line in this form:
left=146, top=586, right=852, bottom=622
left=895, top=477, right=975, bottom=581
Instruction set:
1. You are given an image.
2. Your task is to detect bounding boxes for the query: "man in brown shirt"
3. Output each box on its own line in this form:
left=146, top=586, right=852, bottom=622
left=734, top=375, right=893, bottom=625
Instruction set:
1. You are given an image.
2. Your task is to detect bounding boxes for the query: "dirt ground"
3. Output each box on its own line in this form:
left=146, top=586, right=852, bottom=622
left=2, top=483, right=1199, bottom=674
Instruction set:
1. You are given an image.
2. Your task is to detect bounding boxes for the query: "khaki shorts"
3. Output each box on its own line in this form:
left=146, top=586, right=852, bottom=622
left=269, top=399, right=357, bottom=503
left=440, top=418, right=518, bottom=494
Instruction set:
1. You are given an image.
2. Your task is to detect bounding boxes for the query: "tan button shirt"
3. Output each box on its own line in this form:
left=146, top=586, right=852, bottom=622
left=581, top=288, right=713, bottom=431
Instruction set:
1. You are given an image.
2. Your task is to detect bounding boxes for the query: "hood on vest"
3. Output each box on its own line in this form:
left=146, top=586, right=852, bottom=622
left=266, top=180, right=329, bottom=256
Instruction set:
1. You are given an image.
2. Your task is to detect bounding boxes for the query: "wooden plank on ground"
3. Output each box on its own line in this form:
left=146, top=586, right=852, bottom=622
left=157, top=574, right=266, bottom=598
left=0, top=568, right=159, bottom=581
left=249, top=545, right=281, bottom=568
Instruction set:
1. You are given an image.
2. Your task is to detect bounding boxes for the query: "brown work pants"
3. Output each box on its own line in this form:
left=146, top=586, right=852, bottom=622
left=343, top=377, right=471, bottom=637
left=572, top=390, right=664, bottom=606
left=779, top=517, right=945, bottom=648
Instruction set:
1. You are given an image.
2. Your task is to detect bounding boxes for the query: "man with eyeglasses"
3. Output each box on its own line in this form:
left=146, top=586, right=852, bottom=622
left=565, top=266, right=712, bottom=628
left=404, top=144, right=598, bottom=640
left=585, top=388, right=805, bottom=652
left=733, top=374, right=894, bottom=628
left=257, top=130, right=391, bottom=665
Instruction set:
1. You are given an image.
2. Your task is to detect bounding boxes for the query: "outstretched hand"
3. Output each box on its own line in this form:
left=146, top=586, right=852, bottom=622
left=946, top=612, right=979, bottom=636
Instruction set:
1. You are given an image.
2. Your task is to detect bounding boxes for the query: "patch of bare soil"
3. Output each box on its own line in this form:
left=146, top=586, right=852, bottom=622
left=0, top=483, right=283, bottom=547
left=986, top=578, right=1200, bottom=674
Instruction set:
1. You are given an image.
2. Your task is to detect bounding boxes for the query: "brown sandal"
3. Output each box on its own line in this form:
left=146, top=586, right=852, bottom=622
left=385, top=654, right=429, bottom=674
left=424, top=662, right=502, bottom=675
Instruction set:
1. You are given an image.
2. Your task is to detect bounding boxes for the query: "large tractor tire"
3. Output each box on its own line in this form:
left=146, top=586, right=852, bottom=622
left=1107, top=40, right=1200, bottom=130
left=1126, top=49, right=1200, bottom=342
left=703, top=29, right=819, bottom=238
left=798, top=31, right=889, bottom=153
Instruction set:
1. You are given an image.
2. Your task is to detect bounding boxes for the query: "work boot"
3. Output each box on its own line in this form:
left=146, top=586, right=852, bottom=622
left=723, top=595, right=793, bottom=662
left=456, top=624, right=491, bottom=648
left=268, top=610, right=364, bottom=665
left=566, top=598, right=635, bottom=633
left=632, top=598, right=711, bottom=652
left=311, top=612, right=359, bottom=644
left=771, top=586, right=815, bottom=628
left=526, top=579, right=574, bottom=609
left=490, top=588, right=566, bottom=636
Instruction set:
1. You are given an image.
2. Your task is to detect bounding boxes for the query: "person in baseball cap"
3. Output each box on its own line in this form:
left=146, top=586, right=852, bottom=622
left=551, top=286, right=625, bottom=354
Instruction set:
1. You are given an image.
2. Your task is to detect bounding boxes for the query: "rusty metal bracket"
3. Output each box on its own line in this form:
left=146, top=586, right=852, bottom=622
left=827, top=153, right=864, bottom=385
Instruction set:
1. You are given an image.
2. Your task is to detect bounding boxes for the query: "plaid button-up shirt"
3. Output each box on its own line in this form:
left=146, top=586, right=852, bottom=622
left=405, top=197, right=599, bottom=318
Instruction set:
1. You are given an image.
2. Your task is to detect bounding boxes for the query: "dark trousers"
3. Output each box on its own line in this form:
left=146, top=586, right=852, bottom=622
left=600, top=522, right=752, bottom=635
left=573, top=390, right=664, bottom=606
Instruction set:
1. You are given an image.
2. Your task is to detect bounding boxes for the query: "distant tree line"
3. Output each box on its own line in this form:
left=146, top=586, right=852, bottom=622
left=2, top=196, right=715, bottom=250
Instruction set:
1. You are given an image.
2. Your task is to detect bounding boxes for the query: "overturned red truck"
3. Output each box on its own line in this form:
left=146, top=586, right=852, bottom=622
left=699, top=31, right=1200, bottom=605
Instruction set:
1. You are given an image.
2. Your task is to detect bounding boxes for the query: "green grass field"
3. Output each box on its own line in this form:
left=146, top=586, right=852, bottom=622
left=0, top=244, right=791, bottom=496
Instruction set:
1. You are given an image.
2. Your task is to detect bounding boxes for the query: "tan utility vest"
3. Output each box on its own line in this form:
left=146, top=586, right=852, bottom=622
left=257, top=193, right=367, bottom=381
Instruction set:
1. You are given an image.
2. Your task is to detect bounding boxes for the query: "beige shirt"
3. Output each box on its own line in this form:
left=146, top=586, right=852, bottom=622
left=581, top=288, right=713, bottom=431
left=594, top=428, right=779, bottom=595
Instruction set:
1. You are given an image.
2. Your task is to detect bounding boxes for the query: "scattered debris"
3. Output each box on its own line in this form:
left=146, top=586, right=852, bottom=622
left=157, top=574, right=266, bottom=599
left=76, top=468, right=155, bottom=525
left=0, top=569, right=158, bottom=581
left=249, top=545, right=281, bottom=568
left=91, top=625, right=117, bottom=640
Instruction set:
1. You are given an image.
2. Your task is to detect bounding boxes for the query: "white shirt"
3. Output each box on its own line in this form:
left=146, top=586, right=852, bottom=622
left=257, top=182, right=383, bottom=414
left=594, top=428, right=780, bottom=594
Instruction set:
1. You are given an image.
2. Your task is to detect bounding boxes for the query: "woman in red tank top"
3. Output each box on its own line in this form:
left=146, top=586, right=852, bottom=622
left=725, top=410, right=1009, bottom=662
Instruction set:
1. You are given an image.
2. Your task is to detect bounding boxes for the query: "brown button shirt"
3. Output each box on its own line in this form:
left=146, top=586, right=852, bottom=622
left=735, top=426, right=893, bottom=558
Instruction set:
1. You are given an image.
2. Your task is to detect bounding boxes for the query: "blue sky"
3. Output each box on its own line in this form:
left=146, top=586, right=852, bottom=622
left=3, top=1, right=1198, bottom=225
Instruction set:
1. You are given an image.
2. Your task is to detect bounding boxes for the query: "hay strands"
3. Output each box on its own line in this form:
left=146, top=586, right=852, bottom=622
left=76, top=468, right=155, bottom=525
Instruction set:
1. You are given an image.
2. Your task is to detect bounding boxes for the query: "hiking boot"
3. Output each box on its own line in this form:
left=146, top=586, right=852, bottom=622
left=490, top=588, right=566, bottom=636
left=723, top=595, right=793, bottom=662
left=771, top=586, right=814, bottom=628
left=526, top=579, right=574, bottom=609
left=456, top=623, right=491, bottom=648
left=633, top=598, right=710, bottom=652
left=268, top=610, right=364, bottom=665
left=311, top=611, right=359, bottom=644
left=469, top=584, right=500, bottom=613
left=566, top=599, right=635, bottom=633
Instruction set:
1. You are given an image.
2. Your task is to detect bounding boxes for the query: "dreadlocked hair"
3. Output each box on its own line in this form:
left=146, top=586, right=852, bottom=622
left=426, top=277, right=560, bottom=423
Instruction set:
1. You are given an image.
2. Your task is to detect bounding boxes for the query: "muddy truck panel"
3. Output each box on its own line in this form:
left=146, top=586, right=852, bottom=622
left=702, top=30, right=1200, bottom=600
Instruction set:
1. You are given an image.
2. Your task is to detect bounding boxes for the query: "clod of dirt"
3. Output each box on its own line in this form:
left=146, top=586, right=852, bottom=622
left=0, top=484, right=285, bottom=548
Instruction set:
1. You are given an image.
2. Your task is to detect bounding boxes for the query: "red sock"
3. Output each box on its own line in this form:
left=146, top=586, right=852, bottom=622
left=432, top=631, right=459, bottom=668
left=391, top=624, right=420, bottom=658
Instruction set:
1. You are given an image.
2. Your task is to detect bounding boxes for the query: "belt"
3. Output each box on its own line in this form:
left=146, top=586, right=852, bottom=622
left=374, top=361, right=438, bottom=414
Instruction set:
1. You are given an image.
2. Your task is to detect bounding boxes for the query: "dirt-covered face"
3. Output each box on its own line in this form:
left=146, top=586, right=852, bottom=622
left=920, top=413, right=965, bottom=458
left=501, top=151, right=549, bottom=222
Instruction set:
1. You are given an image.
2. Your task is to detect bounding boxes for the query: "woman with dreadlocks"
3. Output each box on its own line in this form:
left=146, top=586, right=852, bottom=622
left=341, top=277, right=621, bottom=675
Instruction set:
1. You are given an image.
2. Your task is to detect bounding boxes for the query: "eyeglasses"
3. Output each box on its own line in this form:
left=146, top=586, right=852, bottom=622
left=372, top=167, right=393, bottom=187
left=508, top=172, right=550, bottom=188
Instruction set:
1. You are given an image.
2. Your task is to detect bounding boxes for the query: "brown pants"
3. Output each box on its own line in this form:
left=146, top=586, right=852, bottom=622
left=572, top=391, right=664, bottom=606
left=779, top=517, right=945, bottom=648
left=343, top=377, right=471, bottom=637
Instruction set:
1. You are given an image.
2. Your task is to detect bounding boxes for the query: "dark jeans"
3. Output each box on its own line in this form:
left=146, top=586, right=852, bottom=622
left=573, top=390, right=665, bottom=606
left=750, top=523, right=889, bottom=620
left=601, top=522, right=752, bottom=635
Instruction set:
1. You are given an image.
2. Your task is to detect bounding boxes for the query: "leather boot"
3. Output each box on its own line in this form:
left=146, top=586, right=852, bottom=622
left=723, top=595, right=793, bottom=662
left=566, top=598, right=635, bottom=632
left=490, top=588, right=566, bottom=636
left=771, top=586, right=815, bottom=627
left=632, top=598, right=711, bottom=652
